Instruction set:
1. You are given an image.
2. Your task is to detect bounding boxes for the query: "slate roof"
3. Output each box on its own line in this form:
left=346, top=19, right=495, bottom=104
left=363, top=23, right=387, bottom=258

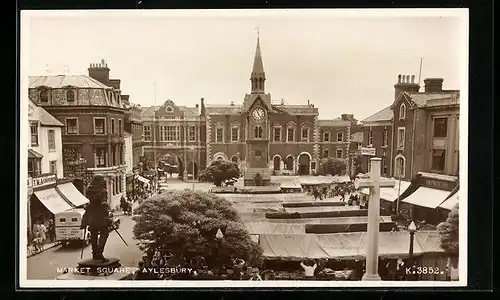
left=178, top=106, right=199, bottom=117
left=205, top=104, right=242, bottom=115
left=29, top=99, right=64, bottom=127
left=402, top=91, right=460, bottom=108
left=29, top=75, right=112, bottom=90
left=361, top=106, right=393, bottom=123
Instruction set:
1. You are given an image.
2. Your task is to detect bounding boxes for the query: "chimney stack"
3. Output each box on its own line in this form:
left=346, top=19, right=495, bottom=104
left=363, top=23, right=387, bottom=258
left=394, top=73, right=420, bottom=101
left=121, top=95, right=130, bottom=105
left=88, top=59, right=110, bottom=86
left=423, top=78, right=444, bottom=93
left=109, top=79, right=121, bottom=90
left=307, top=100, right=310, bottom=106
left=230, top=101, right=234, bottom=106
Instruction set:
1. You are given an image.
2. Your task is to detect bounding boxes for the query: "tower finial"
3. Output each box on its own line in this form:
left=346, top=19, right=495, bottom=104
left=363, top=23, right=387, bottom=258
left=256, top=26, right=260, bottom=41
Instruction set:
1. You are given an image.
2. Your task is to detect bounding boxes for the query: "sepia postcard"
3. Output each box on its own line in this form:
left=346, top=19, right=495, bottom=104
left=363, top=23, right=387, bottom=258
left=19, top=8, right=468, bottom=288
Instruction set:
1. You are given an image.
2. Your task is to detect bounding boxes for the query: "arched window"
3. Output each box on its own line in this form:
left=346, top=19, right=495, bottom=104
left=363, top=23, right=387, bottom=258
left=40, top=90, right=48, bottom=102
left=254, top=126, right=263, bottom=139
left=399, top=103, right=406, bottom=120
left=66, top=90, right=75, bottom=102
left=166, top=106, right=173, bottom=112
left=394, top=155, right=406, bottom=178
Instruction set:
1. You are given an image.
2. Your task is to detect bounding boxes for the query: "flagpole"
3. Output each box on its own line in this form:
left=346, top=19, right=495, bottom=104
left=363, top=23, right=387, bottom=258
left=418, top=57, right=423, bottom=86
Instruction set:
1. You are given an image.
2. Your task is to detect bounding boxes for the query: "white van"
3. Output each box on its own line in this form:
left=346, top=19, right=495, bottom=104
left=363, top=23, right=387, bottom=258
left=55, top=208, right=91, bottom=247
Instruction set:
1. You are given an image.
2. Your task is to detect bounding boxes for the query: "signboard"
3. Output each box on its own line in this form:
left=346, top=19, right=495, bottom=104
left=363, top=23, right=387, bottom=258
left=350, top=132, right=364, bottom=143
left=32, top=173, right=57, bottom=189
left=27, top=177, right=33, bottom=197
left=420, top=178, right=455, bottom=191
left=360, top=147, right=376, bottom=156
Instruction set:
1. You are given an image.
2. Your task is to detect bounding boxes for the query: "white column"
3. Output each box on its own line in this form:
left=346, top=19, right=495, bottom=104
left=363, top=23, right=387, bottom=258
left=362, top=158, right=382, bottom=281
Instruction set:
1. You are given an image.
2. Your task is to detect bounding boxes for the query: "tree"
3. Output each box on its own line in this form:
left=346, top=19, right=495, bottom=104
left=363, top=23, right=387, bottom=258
left=132, top=190, right=263, bottom=268
left=437, top=203, right=459, bottom=255
left=352, top=155, right=364, bottom=176
left=320, top=157, right=347, bottom=176
left=202, top=160, right=240, bottom=186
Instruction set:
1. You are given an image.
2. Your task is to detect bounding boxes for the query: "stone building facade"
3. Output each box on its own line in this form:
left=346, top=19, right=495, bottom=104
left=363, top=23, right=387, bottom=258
left=28, top=60, right=128, bottom=210
left=141, top=37, right=352, bottom=184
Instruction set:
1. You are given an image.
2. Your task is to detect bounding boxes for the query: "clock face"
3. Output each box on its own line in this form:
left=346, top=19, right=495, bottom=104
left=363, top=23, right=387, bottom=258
left=252, top=108, right=265, bottom=120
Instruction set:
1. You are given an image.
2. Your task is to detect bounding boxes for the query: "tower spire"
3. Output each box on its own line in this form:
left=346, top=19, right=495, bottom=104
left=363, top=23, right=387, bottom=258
left=251, top=27, right=265, bottom=94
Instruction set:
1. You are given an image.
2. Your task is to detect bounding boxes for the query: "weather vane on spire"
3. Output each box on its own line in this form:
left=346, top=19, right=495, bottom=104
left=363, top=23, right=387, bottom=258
left=256, top=26, right=260, bottom=40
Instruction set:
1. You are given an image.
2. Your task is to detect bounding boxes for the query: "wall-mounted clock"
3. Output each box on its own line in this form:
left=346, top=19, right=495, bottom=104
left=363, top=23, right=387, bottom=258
left=252, top=107, right=265, bottom=121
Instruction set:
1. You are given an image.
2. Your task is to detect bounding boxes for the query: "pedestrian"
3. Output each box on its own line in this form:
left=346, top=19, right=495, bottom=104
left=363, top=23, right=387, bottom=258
left=39, top=222, right=47, bottom=245
left=232, top=257, right=246, bottom=280
left=300, top=259, right=317, bottom=279
left=47, top=219, right=55, bottom=243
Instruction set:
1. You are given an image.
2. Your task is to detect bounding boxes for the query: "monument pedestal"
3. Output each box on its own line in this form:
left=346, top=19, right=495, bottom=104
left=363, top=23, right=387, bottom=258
left=362, top=273, right=382, bottom=281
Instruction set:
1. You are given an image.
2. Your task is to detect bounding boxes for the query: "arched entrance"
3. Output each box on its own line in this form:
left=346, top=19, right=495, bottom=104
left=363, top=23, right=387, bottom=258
left=298, top=152, right=311, bottom=175
left=273, top=155, right=281, bottom=171
left=161, top=154, right=183, bottom=177
left=285, top=155, right=294, bottom=171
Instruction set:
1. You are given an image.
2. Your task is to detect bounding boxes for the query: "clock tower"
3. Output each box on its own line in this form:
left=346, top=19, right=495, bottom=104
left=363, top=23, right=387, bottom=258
left=243, top=34, right=272, bottom=186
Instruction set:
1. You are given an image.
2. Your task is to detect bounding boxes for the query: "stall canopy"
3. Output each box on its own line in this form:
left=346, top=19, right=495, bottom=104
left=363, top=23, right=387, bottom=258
left=361, top=180, right=411, bottom=202
left=137, top=175, right=150, bottom=184
left=33, top=188, right=73, bottom=215
left=56, top=182, right=90, bottom=207
left=284, top=206, right=361, bottom=214
left=439, top=191, right=459, bottom=210
left=259, top=231, right=443, bottom=260
left=265, top=216, right=393, bottom=224
left=28, top=149, right=43, bottom=159
left=331, top=175, right=351, bottom=183
left=245, top=222, right=306, bottom=234
left=401, top=187, right=450, bottom=209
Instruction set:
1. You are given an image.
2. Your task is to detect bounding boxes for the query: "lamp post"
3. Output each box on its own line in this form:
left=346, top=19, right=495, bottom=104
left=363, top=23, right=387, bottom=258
left=189, top=146, right=196, bottom=191
left=408, top=221, right=417, bottom=280
left=214, top=228, right=224, bottom=275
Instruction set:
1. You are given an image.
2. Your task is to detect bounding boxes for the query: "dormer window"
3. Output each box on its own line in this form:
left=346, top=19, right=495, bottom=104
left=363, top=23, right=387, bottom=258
left=66, top=90, right=75, bottom=102
left=40, top=90, right=48, bottom=102
left=399, top=103, right=406, bottom=120
left=166, top=106, right=173, bottom=112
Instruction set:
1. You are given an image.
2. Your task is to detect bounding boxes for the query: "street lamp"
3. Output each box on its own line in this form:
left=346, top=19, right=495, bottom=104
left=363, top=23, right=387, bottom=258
left=408, top=220, right=417, bottom=280
left=189, top=146, right=196, bottom=191
left=214, top=228, right=224, bottom=275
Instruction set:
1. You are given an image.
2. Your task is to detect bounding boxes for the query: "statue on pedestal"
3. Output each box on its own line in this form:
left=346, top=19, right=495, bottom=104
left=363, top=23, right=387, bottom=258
left=81, top=175, right=112, bottom=262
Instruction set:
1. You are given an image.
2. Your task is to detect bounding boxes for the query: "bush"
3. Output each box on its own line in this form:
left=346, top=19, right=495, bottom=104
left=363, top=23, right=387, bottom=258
left=437, top=203, right=459, bottom=255
left=320, top=157, right=347, bottom=176
left=132, top=190, right=262, bottom=268
left=201, top=160, right=240, bottom=186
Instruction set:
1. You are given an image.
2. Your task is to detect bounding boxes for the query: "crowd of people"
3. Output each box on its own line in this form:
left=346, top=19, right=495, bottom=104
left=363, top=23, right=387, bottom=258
left=29, top=219, right=55, bottom=254
left=306, top=182, right=364, bottom=206
left=133, top=248, right=268, bottom=280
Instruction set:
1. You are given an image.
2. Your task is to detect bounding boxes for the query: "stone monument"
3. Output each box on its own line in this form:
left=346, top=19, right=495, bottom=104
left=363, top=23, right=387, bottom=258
left=355, top=158, right=395, bottom=281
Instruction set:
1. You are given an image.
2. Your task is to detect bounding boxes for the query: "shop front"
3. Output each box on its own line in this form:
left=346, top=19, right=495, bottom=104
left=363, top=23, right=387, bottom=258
left=29, top=173, right=90, bottom=232
left=399, top=172, right=458, bottom=225
left=360, top=178, right=412, bottom=214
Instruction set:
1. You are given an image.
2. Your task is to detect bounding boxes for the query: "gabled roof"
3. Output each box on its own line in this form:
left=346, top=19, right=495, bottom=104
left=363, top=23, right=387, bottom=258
left=28, top=98, right=64, bottom=127
left=361, top=105, right=393, bottom=123
left=392, top=91, right=460, bottom=109
left=29, top=75, right=113, bottom=90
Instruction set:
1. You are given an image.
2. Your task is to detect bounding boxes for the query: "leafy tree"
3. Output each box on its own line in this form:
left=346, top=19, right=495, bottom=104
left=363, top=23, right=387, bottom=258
left=352, top=155, right=364, bottom=176
left=437, top=203, right=459, bottom=255
left=132, top=190, right=263, bottom=268
left=202, top=160, right=240, bottom=186
left=320, top=157, right=347, bottom=176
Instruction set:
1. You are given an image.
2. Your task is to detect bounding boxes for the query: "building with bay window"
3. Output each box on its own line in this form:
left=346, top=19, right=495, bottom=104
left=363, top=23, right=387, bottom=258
left=27, top=98, right=64, bottom=179
left=28, top=59, right=128, bottom=210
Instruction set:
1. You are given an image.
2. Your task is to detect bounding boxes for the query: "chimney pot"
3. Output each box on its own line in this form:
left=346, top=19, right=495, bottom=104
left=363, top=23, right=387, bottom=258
left=398, top=74, right=402, bottom=83
left=307, top=100, right=310, bottom=105
left=195, top=104, right=199, bottom=108
left=406, top=75, right=410, bottom=83
left=411, top=75, right=415, bottom=83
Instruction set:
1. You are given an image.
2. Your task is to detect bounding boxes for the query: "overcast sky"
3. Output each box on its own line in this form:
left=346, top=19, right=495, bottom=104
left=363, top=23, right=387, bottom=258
left=21, top=9, right=467, bottom=120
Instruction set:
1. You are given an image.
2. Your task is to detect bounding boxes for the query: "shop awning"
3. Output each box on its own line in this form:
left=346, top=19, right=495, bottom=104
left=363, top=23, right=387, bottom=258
left=259, top=231, right=443, bottom=260
left=332, top=175, right=351, bottom=183
left=361, top=180, right=411, bottom=202
left=401, top=186, right=451, bottom=209
left=137, top=175, right=150, bottom=184
left=245, top=222, right=306, bottom=234
left=28, top=149, right=43, bottom=159
left=439, top=192, right=459, bottom=210
left=284, top=206, right=361, bottom=214
left=56, top=182, right=90, bottom=207
left=33, top=188, right=73, bottom=215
